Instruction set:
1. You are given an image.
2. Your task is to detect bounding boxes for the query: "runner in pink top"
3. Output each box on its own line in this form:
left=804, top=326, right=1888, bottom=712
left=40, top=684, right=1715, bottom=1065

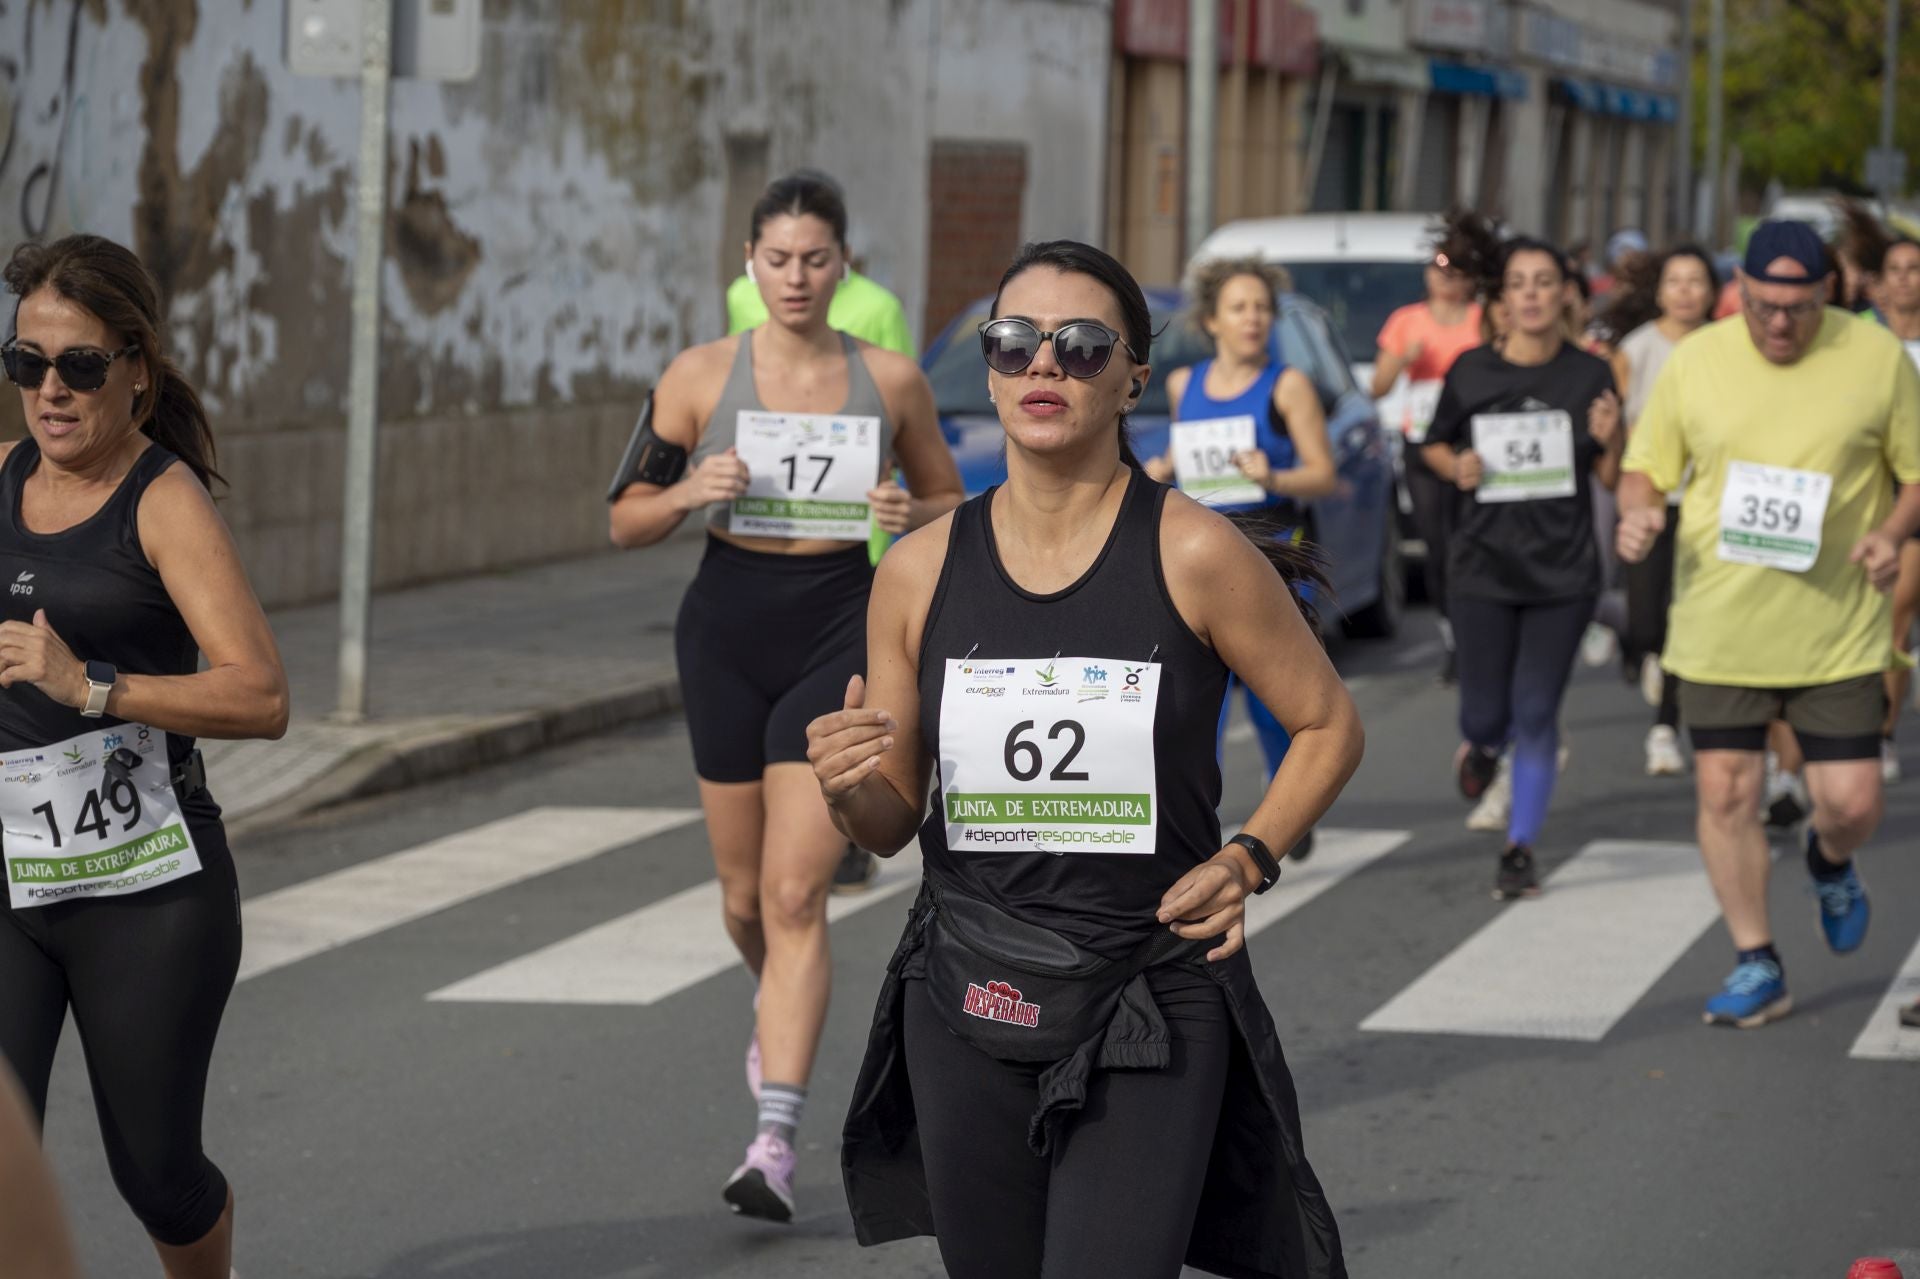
left=1372, top=211, right=1490, bottom=685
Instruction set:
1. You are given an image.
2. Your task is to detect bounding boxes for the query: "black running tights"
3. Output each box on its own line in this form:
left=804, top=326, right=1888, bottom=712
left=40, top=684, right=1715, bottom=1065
left=0, top=834, right=240, bottom=1246
left=902, top=968, right=1231, bottom=1279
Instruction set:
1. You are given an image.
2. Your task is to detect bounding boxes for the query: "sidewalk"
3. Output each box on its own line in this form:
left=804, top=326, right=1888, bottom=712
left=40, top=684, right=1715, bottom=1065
left=208, top=531, right=708, bottom=835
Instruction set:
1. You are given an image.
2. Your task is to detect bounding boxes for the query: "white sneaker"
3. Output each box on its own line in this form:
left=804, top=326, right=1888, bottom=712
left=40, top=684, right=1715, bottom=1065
left=1640, top=653, right=1665, bottom=709
left=1645, top=725, right=1686, bottom=776
left=1466, top=755, right=1512, bottom=832
left=1579, top=623, right=1618, bottom=669
left=1882, top=738, right=1901, bottom=783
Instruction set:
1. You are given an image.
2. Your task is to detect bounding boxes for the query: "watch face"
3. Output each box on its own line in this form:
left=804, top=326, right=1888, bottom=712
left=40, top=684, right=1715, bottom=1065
left=85, top=660, right=116, bottom=686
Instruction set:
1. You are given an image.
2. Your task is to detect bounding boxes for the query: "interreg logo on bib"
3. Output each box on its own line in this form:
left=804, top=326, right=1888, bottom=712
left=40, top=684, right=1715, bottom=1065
left=961, top=663, right=1016, bottom=698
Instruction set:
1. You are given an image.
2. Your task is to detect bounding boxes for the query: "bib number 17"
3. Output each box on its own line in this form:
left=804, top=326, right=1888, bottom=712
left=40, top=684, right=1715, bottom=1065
left=1003, top=719, right=1088, bottom=782
left=780, top=453, right=835, bottom=494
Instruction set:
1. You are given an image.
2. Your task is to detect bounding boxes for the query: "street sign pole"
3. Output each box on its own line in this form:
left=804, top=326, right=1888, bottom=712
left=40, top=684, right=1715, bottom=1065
left=1879, top=0, right=1901, bottom=210
left=336, top=0, right=392, bottom=722
left=1704, top=0, right=1724, bottom=244
left=1186, top=0, right=1218, bottom=263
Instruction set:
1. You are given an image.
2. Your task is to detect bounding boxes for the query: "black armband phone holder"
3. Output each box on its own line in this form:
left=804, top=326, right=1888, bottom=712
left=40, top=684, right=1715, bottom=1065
left=605, top=392, right=689, bottom=501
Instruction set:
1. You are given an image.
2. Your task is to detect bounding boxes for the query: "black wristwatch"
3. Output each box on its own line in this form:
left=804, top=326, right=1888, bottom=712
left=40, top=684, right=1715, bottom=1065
left=80, top=659, right=117, bottom=719
left=1227, top=833, right=1281, bottom=895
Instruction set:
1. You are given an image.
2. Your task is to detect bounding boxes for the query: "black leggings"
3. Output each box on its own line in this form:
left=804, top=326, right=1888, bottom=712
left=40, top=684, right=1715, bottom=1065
left=1404, top=450, right=1453, bottom=618
left=1622, top=507, right=1681, bottom=729
left=902, top=968, right=1231, bottom=1279
left=675, top=537, right=872, bottom=783
left=0, top=828, right=240, bottom=1246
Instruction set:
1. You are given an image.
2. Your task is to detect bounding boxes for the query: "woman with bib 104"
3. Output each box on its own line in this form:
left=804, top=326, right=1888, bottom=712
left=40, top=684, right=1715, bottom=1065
left=0, top=235, right=290, bottom=1279
left=607, top=172, right=962, bottom=1221
left=811, top=241, right=1359, bottom=1279
left=1143, top=256, right=1334, bottom=859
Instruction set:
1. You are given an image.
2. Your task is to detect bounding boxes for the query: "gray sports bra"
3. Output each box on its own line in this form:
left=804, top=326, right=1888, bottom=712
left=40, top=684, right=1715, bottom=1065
left=689, top=329, right=896, bottom=533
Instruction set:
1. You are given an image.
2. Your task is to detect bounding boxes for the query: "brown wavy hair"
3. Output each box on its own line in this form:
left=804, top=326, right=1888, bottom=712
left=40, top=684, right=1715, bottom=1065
left=4, top=235, right=222, bottom=489
left=1186, top=256, right=1294, bottom=330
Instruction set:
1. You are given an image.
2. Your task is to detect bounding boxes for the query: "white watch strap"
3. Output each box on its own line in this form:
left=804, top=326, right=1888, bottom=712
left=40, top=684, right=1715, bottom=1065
left=83, top=676, right=112, bottom=717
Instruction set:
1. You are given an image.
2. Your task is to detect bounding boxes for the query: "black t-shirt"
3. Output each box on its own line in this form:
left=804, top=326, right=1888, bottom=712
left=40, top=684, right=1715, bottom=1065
left=1426, top=343, right=1616, bottom=604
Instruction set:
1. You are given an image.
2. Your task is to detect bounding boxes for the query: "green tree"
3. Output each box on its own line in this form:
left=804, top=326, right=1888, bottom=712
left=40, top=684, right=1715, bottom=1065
left=1704, top=0, right=1919, bottom=191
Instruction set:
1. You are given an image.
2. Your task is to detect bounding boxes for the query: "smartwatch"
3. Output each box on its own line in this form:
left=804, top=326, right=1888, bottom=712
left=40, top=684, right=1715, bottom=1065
left=80, top=660, right=116, bottom=719
left=1227, top=832, right=1281, bottom=895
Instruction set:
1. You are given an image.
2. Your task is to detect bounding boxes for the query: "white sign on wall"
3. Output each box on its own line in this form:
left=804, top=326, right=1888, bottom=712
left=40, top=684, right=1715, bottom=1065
left=287, top=0, right=482, bottom=81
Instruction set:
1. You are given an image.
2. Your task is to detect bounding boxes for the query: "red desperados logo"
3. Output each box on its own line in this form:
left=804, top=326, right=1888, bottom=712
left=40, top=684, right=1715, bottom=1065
left=962, top=979, right=1041, bottom=1028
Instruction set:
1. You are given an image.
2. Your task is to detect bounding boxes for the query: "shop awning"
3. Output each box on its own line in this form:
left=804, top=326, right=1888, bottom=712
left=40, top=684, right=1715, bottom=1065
left=1554, top=76, right=1677, bottom=122
left=1429, top=59, right=1528, bottom=100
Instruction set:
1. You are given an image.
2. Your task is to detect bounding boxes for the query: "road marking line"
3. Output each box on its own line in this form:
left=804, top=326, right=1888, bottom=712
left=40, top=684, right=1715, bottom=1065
left=1848, top=934, right=1920, bottom=1061
left=1359, top=840, right=1715, bottom=1041
left=1243, top=827, right=1410, bottom=939
left=427, top=844, right=925, bottom=1006
left=239, top=807, right=698, bottom=983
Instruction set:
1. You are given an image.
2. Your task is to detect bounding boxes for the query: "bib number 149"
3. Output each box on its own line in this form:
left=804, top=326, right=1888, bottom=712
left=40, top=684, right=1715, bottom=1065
left=33, top=778, right=143, bottom=849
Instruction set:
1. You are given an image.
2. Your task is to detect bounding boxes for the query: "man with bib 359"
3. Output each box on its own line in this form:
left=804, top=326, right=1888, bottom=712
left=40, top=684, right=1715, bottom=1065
left=1619, top=220, right=1920, bottom=1031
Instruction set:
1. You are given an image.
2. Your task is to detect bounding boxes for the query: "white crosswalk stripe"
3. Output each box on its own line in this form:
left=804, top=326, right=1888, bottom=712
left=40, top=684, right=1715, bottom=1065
left=1243, top=827, right=1410, bottom=939
left=1360, top=840, right=1718, bottom=1041
left=428, top=843, right=926, bottom=1006
left=1849, top=934, right=1920, bottom=1061
left=238, top=807, right=700, bottom=982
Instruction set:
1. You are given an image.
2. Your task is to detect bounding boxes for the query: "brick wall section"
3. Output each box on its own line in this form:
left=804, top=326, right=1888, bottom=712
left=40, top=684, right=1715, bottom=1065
left=925, top=141, right=1029, bottom=340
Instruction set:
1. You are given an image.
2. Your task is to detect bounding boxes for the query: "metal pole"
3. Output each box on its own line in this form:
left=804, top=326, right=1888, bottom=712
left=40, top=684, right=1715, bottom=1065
left=337, top=0, right=392, bottom=722
left=1704, top=0, right=1724, bottom=244
left=1186, top=0, right=1219, bottom=261
left=1675, top=0, right=1695, bottom=240
left=1879, top=0, right=1900, bottom=208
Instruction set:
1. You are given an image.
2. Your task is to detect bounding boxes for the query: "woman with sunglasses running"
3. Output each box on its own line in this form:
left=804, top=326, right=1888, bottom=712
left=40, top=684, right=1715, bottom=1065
left=608, top=173, right=960, bottom=1221
left=1372, top=214, right=1487, bottom=686
left=1420, top=226, right=1622, bottom=899
left=0, top=235, right=289, bottom=1278
left=819, top=240, right=1357, bottom=1278
left=1144, top=258, right=1334, bottom=855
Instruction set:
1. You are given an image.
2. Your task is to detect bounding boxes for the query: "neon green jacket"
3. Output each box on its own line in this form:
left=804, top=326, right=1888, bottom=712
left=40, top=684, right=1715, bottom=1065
left=725, top=270, right=915, bottom=356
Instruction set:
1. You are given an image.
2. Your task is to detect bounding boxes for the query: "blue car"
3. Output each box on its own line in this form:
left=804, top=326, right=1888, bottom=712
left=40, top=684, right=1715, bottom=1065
left=920, top=288, right=1402, bottom=638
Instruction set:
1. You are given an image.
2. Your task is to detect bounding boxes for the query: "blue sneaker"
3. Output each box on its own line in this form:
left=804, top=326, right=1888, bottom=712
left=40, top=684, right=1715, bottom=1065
left=1703, top=960, right=1792, bottom=1028
left=1812, top=858, right=1871, bottom=954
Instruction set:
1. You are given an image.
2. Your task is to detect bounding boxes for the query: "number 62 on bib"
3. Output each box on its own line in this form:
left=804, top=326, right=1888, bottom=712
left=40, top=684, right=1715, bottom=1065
left=938, top=658, right=1160, bottom=855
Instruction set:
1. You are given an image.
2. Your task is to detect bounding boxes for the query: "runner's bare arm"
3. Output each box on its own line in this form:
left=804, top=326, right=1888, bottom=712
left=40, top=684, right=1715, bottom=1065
left=1260, top=368, right=1338, bottom=499
left=806, top=516, right=950, bottom=853
left=608, top=342, right=746, bottom=548
left=1160, top=494, right=1364, bottom=867
left=0, top=462, right=289, bottom=741
left=866, top=347, right=964, bottom=534
left=1143, top=368, right=1189, bottom=483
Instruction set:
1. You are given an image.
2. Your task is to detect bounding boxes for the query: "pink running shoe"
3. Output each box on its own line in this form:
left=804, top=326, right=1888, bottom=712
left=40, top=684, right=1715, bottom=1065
left=722, top=1132, right=796, bottom=1222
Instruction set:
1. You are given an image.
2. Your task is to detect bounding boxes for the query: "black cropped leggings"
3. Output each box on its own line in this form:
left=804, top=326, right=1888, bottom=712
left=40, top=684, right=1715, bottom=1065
left=0, top=828, right=241, bottom=1246
left=902, top=967, right=1232, bottom=1279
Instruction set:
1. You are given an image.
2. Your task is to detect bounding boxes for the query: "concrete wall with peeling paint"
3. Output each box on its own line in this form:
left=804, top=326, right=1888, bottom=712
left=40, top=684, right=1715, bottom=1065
left=0, top=0, right=1113, bottom=608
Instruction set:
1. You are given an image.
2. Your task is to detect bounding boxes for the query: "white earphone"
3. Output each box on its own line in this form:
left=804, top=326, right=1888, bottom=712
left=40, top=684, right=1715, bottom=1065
left=746, top=259, right=757, bottom=284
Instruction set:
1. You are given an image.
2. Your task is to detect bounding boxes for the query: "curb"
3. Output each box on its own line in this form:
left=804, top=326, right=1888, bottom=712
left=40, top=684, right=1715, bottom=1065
left=226, top=675, right=684, bottom=839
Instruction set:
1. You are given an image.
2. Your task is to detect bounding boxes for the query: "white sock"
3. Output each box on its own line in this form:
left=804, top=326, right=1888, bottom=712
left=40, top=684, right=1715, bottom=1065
left=757, top=1083, right=805, bottom=1144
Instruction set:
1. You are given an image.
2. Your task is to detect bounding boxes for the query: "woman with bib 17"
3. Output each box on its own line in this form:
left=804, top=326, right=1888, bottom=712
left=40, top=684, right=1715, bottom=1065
left=0, top=234, right=290, bottom=1279
left=608, top=173, right=961, bottom=1221
left=813, top=241, right=1359, bottom=1279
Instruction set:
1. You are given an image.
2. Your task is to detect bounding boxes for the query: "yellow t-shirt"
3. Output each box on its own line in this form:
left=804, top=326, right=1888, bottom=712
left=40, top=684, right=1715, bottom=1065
left=1623, top=310, right=1920, bottom=687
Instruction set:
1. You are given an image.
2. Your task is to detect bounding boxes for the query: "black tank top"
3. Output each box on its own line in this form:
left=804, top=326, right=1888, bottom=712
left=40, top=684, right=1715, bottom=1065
left=916, top=468, right=1230, bottom=955
left=0, top=440, right=219, bottom=826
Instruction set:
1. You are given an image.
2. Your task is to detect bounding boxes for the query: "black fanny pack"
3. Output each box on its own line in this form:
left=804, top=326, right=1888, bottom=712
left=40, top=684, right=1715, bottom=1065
left=919, top=875, right=1206, bottom=1063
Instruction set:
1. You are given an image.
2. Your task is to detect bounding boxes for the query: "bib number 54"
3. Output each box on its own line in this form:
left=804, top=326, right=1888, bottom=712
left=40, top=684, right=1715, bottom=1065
left=1003, top=719, right=1089, bottom=782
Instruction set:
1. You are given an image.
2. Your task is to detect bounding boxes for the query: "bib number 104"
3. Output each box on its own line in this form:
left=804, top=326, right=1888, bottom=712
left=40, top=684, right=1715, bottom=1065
left=34, top=779, right=143, bottom=849
left=1003, top=720, right=1088, bottom=781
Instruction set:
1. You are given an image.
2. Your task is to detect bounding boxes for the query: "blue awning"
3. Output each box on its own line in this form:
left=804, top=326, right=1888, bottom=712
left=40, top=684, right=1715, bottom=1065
left=1555, top=75, right=1677, bottom=122
left=1429, top=60, right=1528, bottom=101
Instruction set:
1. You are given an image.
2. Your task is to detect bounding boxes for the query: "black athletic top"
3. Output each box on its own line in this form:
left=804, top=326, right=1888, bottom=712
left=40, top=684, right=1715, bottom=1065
left=916, top=467, right=1231, bottom=955
left=1426, top=342, right=1616, bottom=604
left=0, top=440, right=220, bottom=828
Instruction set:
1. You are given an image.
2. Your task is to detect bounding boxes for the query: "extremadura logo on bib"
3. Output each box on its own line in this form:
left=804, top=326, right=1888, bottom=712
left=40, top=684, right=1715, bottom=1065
left=938, top=658, right=1160, bottom=854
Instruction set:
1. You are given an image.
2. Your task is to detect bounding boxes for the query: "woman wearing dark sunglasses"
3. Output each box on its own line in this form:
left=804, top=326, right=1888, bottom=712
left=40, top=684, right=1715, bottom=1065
left=608, top=173, right=960, bottom=1221
left=816, top=240, right=1356, bottom=1278
left=0, top=234, right=289, bottom=1279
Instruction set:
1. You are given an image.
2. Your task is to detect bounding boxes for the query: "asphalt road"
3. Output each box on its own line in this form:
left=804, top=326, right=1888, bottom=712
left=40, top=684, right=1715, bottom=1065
left=37, top=607, right=1920, bottom=1278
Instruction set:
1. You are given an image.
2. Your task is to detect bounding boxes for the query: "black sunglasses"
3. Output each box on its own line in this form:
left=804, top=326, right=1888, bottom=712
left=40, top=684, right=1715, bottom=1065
left=978, top=318, right=1136, bottom=380
left=2, top=342, right=140, bottom=393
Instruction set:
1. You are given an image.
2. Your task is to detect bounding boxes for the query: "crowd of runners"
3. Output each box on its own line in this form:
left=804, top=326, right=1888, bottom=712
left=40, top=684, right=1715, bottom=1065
left=2, top=172, right=1919, bottom=1278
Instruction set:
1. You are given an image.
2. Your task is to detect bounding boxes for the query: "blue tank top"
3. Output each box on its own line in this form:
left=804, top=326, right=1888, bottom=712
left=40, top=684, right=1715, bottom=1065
left=1175, top=359, right=1294, bottom=516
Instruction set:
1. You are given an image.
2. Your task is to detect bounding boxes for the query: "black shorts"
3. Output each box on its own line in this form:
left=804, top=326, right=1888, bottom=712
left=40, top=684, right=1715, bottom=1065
left=674, top=536, right=872, bottom=783
left=1677, top=674, right=1886, bottom=760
